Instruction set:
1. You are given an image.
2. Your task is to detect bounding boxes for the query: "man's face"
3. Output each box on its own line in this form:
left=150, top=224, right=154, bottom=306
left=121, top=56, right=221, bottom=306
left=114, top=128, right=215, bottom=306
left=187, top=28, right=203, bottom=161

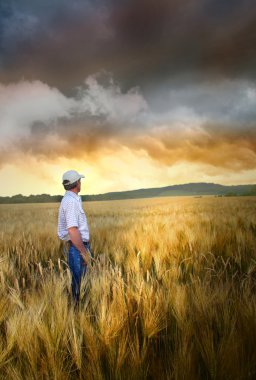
left=77, top=179, right=81, bottom=192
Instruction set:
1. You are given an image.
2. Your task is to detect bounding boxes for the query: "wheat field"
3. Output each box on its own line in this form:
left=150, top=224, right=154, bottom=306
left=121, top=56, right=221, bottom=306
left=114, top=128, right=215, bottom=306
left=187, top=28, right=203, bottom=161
left=0, top=195, right=256, bottom=379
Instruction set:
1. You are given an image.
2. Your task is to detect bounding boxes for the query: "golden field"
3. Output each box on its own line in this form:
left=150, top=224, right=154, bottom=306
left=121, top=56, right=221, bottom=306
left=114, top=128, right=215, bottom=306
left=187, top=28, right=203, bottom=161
left=0, top=195, right=256, bottom=379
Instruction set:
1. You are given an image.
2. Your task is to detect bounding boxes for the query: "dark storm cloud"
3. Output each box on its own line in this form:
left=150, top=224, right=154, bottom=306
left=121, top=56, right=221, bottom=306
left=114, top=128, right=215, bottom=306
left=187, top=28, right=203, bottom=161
left=1, top=0, right=256, bottom=90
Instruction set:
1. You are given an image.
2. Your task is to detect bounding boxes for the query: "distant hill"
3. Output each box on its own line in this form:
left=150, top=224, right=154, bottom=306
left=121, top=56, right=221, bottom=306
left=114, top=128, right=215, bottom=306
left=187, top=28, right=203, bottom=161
left=0, top=183, right=255, bottom=204
left=84, top=183, right=256, bottom=201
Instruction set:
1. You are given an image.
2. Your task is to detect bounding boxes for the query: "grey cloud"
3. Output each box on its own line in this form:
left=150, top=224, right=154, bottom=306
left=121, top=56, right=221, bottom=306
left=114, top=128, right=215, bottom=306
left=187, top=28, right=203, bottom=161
left=145, top=79, right=256, bottom=125
left=30, top=121, right=51, bottom=137
left=0, top=74, right=147, bottom=145
left=0, top=75, right=256, bottom=174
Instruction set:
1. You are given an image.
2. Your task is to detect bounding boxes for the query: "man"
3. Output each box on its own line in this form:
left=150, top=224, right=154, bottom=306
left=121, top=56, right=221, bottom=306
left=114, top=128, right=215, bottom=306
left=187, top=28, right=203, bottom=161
left=57, top=169, right=93, bottom=306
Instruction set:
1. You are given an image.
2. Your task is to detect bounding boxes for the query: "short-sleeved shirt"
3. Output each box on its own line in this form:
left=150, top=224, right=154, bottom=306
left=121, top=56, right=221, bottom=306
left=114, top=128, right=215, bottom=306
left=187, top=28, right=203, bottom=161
left=57, top=190, right=89, bottom=242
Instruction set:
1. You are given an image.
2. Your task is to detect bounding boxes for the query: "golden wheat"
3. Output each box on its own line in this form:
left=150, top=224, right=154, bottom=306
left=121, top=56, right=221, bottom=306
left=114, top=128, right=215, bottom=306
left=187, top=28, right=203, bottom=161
left=0, top=196, right=256, bottom=379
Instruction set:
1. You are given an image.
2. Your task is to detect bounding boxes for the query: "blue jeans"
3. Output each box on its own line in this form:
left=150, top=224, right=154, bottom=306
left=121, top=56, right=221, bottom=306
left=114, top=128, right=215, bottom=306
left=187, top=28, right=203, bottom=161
left=68, top=241, right=93, bottom=304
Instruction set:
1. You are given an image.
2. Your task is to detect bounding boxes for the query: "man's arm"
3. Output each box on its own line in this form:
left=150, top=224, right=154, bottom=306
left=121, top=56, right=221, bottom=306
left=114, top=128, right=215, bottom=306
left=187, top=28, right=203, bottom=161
left=68, top=226, right=90, bottom=265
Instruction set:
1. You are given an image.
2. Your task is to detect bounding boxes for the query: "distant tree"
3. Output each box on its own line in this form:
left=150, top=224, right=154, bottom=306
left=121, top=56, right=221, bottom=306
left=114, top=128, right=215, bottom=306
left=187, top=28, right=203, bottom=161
left=247, top=185, right=256, bottom=196
left=224, top=192, right=238, bottom=197
left=240, top=186, right=256, bottom=196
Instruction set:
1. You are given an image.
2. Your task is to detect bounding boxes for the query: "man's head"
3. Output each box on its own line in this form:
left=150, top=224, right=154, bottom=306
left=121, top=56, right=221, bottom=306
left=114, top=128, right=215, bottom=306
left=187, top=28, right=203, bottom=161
left=62, top=170, right=85, bottom=192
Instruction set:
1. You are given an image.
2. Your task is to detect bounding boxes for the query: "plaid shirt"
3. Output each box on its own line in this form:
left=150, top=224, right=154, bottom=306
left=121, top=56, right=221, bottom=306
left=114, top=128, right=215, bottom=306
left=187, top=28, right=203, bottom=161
left=57, top=191, right=89, bottom=242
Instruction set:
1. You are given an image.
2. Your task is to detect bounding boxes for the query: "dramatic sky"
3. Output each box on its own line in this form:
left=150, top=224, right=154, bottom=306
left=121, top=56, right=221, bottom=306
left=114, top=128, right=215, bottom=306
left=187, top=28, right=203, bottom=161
left=0, top=0, right=256, bottom=196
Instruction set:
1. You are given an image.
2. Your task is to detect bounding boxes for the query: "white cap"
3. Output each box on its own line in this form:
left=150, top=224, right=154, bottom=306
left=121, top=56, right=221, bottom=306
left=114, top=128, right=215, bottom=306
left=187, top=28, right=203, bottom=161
left=62, top=170, right=85, bottom=185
